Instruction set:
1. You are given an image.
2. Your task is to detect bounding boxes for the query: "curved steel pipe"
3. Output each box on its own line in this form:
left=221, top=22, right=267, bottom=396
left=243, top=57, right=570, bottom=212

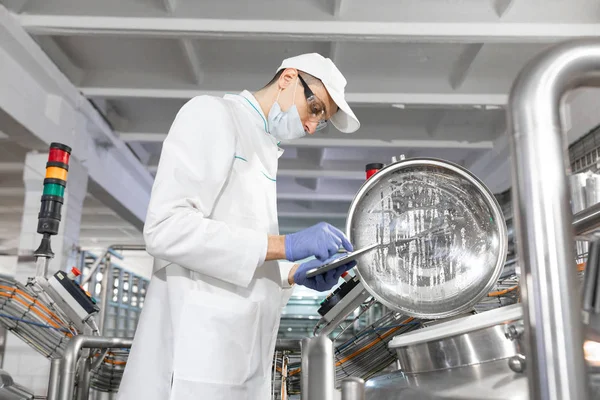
left=507, top=38, right=600, bottom=400
left=57, top=335, right=133, bottom=400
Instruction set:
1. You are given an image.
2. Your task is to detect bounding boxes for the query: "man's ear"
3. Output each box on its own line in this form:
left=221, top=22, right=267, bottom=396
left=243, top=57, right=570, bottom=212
left=277, top=68, right=298, bottom=90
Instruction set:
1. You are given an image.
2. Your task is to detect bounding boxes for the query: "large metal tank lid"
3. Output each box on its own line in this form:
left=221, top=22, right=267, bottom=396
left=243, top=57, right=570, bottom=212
left=346, top=158, right=508, bottom=319
left=389, top=304, right=522, bottom=349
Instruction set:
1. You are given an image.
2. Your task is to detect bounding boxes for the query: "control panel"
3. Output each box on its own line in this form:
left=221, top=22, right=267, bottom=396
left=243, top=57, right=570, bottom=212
left=318, top=273, right=361, bottom=317
left=48, top=268, right=99, bottom=322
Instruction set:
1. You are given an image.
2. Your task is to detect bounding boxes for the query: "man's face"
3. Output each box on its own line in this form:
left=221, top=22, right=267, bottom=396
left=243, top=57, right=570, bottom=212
left=279, top=70, right=338, bottom=135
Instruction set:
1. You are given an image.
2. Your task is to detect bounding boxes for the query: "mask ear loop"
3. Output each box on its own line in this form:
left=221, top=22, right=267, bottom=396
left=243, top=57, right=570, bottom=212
left=292, top=76, right=299, bottom=106
left=275, top=76, right=299, bottom=106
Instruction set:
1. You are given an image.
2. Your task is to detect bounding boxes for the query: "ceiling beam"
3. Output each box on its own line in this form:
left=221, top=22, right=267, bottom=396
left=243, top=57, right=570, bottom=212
left=117, top=131, right=494, bottom=149
left=31, top=35, right=85, bottom=86
left=493, top=0, right=515, bottom=18
left=0, top=7, right=153, bottom=230
left=425, top=110, right=446, bottom=137
left=17, top=15, right=600, bottom=43
left=160, top=0, right=203, bottom=85
left=277, top=191, right=354, bottom=202
left=162, top=0, right=177, bottom=14
left=84, top=88, right=508, bottom=106
left=467, top=134, right=510, bottom=184
left=147, top=163, right=366, bottom=180
left=332, top=0, right=346, bottom=18
left=328, top=41, right=341, bottom=64
left=294, top=148, right=325, bottom=191
left=0, top=163, right=24, bottom=172
left=278, top=159, right=365, bottom=180
left=278, top=210, right=348, bottom=219
left=180, top=39, right=203, bottom=84
left=277, top=179, right=361, bottom=203
left=0, top=187, right=23, bottom=196
left=127, top=142, right=151, bottom=165
left=448, top=43, right=484, bottom=90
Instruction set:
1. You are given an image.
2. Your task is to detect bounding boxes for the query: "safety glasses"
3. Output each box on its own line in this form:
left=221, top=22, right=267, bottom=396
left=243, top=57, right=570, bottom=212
left=297, top=75, right=328, bottom=132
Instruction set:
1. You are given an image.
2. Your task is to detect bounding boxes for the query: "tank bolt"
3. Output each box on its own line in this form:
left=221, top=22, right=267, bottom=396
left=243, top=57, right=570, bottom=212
left=508, top=354, right=526, bottom=373
left=505, top=323, right=524, bottom=341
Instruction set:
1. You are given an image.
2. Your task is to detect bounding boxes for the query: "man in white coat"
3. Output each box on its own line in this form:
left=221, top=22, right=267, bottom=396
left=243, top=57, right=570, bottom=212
left=117, top=53, right=361, bottom=400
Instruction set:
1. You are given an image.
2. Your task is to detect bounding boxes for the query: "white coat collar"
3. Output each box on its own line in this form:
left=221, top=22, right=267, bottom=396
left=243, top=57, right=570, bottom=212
left=225, top=91, right=284, bottom=158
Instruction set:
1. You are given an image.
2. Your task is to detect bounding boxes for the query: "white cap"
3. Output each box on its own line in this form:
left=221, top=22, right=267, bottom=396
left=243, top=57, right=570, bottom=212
left=276, top=53, right=360, bottom=134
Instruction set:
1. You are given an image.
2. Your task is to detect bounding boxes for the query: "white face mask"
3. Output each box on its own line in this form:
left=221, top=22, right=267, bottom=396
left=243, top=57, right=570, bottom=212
left=267, top=79, right=306, bottom=141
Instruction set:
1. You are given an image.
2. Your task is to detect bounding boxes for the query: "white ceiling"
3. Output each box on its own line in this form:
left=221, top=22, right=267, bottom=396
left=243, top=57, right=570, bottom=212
left=0, top=0, right=599, bottom=253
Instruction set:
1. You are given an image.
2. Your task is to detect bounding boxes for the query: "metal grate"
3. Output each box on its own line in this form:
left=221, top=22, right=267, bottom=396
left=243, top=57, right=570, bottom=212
left=79, top=251, right=149, bottom=339
left=569, top=124, right=600, bottom=174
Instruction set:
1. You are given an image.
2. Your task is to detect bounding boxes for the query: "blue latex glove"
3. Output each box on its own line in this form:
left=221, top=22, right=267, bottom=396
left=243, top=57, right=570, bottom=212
left=285, top=222, right=353, bottom=262
left=293, top=254, right=357, bottom=292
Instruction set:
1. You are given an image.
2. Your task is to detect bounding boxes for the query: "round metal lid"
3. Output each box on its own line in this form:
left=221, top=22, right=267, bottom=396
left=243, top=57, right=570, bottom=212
left=346, top=158, right=508, bottom=319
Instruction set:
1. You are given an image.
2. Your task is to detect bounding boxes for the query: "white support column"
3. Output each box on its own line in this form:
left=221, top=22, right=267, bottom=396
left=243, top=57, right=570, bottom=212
left=2, top=151, right=88, bottom=397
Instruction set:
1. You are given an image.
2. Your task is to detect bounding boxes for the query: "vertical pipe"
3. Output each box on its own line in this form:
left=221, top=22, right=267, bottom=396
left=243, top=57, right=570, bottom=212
left=507, top=38, right=600, bottom=400
left=48, top=358, right=61, bottom=400
left=301, top=336, right=335, bottom=400
left=76, top=356, right=92, bottom=400
left=341, top=377, right=365, bottom=400
left=97, top=255, right=111, bottom=335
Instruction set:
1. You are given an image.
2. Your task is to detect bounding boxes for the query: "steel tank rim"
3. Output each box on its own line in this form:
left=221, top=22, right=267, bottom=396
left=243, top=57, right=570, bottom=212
left=390, top=304, right=524, bottom=373
left=345, top=157, right=509, bottom=320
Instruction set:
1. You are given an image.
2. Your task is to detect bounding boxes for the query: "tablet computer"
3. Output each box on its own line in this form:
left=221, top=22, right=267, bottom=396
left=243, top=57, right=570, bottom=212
left=305, top=242, right=380, bottom=278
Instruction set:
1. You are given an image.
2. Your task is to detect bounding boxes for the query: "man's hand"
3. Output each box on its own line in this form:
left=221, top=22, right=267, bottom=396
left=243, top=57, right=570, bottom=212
left=288, top=255, right=356, bottom=292
left=284, top=222, right=353, bottom=262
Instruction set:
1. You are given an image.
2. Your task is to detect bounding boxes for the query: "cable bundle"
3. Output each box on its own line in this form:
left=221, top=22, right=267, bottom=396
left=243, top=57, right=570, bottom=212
left=90, top=349, right=129, bottom=392
left=0, top=278, right=76, bottom=358
left=331, top=313, right=420, bottom=386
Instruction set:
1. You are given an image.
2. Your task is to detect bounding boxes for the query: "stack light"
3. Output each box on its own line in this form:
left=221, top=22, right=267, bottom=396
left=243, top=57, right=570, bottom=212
left=365, top=163, right=384, bottom=180
left=34, top=143, right=71, bottom=258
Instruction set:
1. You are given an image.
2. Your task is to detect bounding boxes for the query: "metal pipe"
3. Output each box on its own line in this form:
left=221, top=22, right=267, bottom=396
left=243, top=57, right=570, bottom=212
left=81, top=248, right=109, bottom=285
left=506, top=202, right=600, bottom=243
left=90, top=348, right=109, bottom=370
left=507, top=38, right=600, bottom=400
left=341, top=377, right=365, bottom=400
left=47, top=358, right=61, bottom=400
left=81, top=244, right=146, bottom=285
left=57, top=335, right=133, bottom=400
left=301, top=336, right=335, bottom=400
left=573, top=201, right=600, bottom=238
left=97, top=254, right=111, bottom=335
left=76, top=356, right=92, bottom=400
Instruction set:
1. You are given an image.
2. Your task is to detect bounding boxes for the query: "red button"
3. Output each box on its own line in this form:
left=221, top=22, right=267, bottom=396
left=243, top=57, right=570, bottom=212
left=71, top=267, right=81, bottom=277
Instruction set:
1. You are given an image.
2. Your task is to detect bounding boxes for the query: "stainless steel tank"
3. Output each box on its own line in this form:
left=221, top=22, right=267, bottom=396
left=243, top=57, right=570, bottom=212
left=346, top=158, right=508, bottom=319
left=341, top=158, right=521, bottom=399
left=364, top=305, right=528, bottom=400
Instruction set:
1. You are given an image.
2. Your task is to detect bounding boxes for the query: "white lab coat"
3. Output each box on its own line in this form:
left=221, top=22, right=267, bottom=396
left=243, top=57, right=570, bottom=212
left=117, top=91, right=294, bottom=400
